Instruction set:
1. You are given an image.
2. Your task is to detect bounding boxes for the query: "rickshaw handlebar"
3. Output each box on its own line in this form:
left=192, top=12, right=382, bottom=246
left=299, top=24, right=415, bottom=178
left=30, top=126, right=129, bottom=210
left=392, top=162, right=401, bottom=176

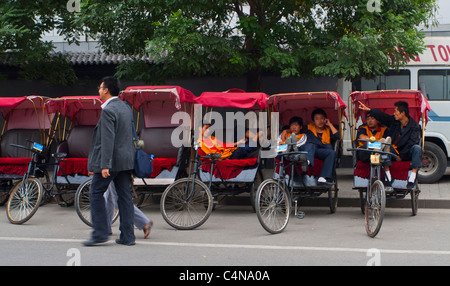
left=357, top=138, right=391, bottom=145
left=10, top=143, right=41, bottom=154
left=346, top=148, right=398, bottom=158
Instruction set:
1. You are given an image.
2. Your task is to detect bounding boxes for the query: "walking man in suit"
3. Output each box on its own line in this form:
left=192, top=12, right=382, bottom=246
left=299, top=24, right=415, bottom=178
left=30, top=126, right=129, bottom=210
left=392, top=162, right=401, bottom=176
left=82, top=76, right=136, bottom=246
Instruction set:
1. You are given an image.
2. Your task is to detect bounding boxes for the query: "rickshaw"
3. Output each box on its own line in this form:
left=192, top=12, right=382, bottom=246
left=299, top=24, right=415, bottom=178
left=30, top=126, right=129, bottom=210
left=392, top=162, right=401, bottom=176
left=255, top=91, right=347, bottom=234
left=348, top=90, right=430, bottom=237
left=119, top=86, right=195, bottom=206
left=2, top=96, right=56, bottom=223
left=159, top=89, right=268, bottom=230
left=45, top=96, right=103, bottom=225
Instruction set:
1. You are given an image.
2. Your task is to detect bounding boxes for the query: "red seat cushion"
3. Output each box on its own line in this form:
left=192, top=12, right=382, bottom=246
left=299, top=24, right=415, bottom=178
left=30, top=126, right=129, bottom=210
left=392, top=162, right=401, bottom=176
left=150, top=158, right=177, bottom=178
left=0, top=157, right=31, bottom=175
left=201, top=158, right=258, bottom=179
left=58, top=157, right=178, bottom=178
left=58, top=158, right=89, bottom=176
left=354, top=161, right=411, bottom=180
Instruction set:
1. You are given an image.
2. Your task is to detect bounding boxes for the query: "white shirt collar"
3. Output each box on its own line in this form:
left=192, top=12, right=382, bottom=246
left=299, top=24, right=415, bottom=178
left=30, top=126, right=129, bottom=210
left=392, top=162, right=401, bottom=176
left=101, top=96, right=117, bottom=109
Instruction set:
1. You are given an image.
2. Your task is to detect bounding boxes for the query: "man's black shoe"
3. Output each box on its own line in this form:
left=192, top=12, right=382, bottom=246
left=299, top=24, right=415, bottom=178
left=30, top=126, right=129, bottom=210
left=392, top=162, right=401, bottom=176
left=82, top=238, right=108, bottom=247
left=407, top=181, right=415, bottom=189
left=115, top=239, right=135, bottom=246
left=384, top=178, right=393, bottom=187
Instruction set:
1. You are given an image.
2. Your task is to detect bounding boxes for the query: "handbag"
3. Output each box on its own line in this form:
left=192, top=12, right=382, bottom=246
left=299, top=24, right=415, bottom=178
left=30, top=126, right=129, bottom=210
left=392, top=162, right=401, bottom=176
left=129, top=107, right=153, bottom=178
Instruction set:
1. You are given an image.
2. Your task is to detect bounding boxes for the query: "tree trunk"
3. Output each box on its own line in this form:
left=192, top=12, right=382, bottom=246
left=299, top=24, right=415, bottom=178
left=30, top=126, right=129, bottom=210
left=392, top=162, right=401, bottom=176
left=246, top=66, right=262, bottom=92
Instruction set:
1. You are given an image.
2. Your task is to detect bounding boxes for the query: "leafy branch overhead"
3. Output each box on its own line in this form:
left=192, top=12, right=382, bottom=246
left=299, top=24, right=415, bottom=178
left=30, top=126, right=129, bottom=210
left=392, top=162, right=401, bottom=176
left=0, top=0, right=438, bottom=89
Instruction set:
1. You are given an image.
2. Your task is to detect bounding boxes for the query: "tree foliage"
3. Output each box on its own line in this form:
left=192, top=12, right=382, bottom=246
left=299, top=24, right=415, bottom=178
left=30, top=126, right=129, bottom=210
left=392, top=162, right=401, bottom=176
left=0, top=1, right=78, bottom=84
left=0, top=0, right=438, bottom=90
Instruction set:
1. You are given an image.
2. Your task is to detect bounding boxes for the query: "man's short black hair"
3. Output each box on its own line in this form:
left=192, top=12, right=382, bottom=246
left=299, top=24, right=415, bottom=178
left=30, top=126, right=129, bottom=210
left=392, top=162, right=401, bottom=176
left=289, top=116, right=303, bottom=127
left=311, top=108, right=327, bottom=121
left=394, top=101, right=409, bottom=117
left=101, top=76, right=121, bottom=97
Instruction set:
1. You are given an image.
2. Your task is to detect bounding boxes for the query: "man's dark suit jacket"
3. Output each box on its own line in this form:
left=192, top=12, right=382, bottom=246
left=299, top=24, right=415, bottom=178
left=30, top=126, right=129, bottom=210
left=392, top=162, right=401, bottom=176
left=88, top=97, right=135, bottom=173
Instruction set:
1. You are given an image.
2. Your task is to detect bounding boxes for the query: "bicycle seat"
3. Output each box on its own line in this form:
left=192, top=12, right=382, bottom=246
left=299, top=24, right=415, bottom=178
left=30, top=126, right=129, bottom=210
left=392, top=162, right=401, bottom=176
left=52, top=153, right=67, bottom=159
left=202, top=153, right=222, bottom=160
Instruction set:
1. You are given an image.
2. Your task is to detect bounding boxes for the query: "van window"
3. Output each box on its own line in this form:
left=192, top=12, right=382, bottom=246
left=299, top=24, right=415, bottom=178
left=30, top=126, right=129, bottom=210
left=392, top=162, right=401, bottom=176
left=418, top=69, right=449, bottom=100
left=354, top=70, right=410, bottom=91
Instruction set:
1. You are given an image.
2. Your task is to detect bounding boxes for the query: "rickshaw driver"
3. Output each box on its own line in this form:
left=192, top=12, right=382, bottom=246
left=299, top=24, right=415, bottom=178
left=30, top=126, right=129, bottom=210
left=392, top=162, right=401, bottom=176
left=306, top=109, right=339, bottom=185
left=358, top=101, right=422, bottom=188
left=356, top=112, right=393, bottom=186
left=278, top=116, right=313, bottom=171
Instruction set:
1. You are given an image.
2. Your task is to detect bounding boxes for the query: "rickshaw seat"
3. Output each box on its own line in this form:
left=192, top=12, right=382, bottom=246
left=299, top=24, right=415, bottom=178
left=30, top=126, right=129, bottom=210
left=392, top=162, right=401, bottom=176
left=56, top=125, right=94, bottom=176
left=139, top=127, right=180, bottom=178
left=197, top=147, right=259, bottom=180
left=0, top=129, right=43, bottom=158
left=0, top=129, right=43, bottom=176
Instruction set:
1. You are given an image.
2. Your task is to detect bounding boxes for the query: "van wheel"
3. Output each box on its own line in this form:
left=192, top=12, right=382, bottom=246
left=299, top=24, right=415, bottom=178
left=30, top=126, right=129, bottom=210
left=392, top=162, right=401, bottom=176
left=419, top=142, right=446, bottom=184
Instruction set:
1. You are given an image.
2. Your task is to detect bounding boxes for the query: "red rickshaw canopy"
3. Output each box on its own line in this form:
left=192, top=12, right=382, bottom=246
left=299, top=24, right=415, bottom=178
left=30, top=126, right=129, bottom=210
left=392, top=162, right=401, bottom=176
left=119, top=86, right=196, bottom=128
left=268, top=91, right=347, bottom=126
left=120, top=86, right=195, bottom=111
left=45, top=96, right=103, bottom=126
left=0, top=96, right=53, bottom=130
left=195, top=89, right=269, bottom=110
left=350, top=90, right=431, bottom=125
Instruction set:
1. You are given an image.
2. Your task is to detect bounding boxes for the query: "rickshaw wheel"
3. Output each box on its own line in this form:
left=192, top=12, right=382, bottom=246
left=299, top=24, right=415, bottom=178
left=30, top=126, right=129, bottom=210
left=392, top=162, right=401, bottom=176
left=160, top=178, right=213, bottom=230
left=328, top=183, right=338, bottom=214
left=6, top=178, right=43, bottom=224
left=249, top=170, right=264, bottom=213
left=255, top=179, right=291, bottom=234
left=365, top=180, right=385, bottom=238
left=0, top=180, right=14, bottom=206
left=411, top=187, right=419, bottom=216
left=359, top=189, right=366, bottom=215
left=74, top=179, right=119, bottom=227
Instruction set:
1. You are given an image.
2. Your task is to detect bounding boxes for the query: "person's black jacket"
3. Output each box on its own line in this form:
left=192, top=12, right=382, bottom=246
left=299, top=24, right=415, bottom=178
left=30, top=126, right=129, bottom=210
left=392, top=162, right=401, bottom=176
left=369, top=108, right=421, bottom=160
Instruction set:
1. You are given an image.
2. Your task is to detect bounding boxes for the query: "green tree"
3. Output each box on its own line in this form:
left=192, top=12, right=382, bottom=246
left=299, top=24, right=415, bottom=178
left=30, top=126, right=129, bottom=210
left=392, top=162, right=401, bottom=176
left=0, top=1, right=78, bottom=84
left=1, top=0, right=438, bottom=90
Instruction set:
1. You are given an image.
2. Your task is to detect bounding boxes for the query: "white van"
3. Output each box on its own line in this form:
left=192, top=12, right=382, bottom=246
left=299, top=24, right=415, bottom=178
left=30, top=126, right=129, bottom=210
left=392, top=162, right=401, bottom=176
left=355, top=37, right=450, bottom=183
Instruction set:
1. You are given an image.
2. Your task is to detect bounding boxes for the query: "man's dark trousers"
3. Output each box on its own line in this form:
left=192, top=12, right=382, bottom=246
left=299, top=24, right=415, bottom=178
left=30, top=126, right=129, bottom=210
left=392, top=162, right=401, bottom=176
left=90, top=171, right=135, bottom=243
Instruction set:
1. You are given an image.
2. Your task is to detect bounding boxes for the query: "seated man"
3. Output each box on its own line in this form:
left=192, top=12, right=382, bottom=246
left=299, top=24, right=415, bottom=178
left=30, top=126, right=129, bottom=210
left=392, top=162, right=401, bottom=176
left=356, top=112, right=392, bottom=184
left=307, top=108, right=339, bottom=185
left=356, top=111, right=390, bottom=162
left=198, top=123, right=259, bottom=160
left=277, top=116, right=312, bottom=170
left=359, top=100, right=422, bottom=188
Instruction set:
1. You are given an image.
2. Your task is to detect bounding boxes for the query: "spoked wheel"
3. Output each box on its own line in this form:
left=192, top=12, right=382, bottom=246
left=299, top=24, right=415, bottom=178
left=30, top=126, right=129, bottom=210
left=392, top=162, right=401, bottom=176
left=255, top=179, right=291, bottom=234
left=411, top=186, right=420, bottom=216
left=74, top=179, right=119, bottom=227
left=249, top=169, right=263, bottom=212
left=328, top=183, right=338, bottom=214
left=365, top=180, right=386, bottom=238
left=160, top=178, right=213, bottom=230
left=6, top=178, right=43, bottom=224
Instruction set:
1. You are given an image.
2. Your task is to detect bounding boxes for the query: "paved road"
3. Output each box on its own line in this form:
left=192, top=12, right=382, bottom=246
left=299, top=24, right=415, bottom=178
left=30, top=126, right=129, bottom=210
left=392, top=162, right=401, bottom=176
left=0, top=201, right=449, bottom=267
